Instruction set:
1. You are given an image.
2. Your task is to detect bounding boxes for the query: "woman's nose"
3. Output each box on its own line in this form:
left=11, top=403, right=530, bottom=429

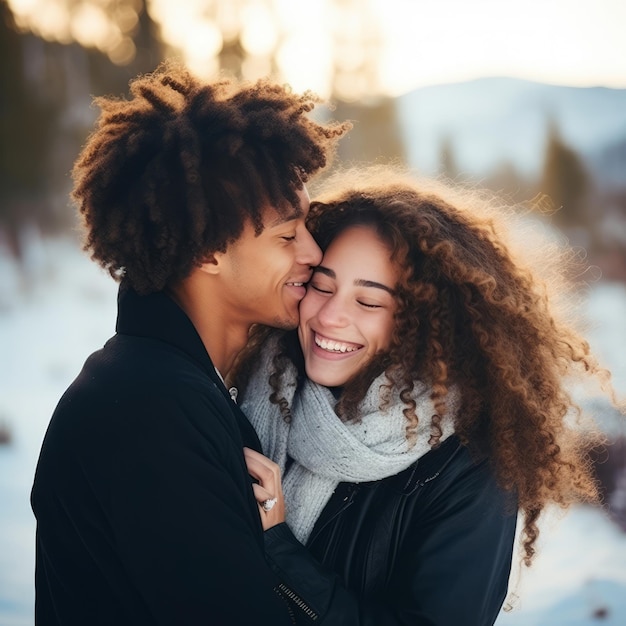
left=316, top=295, right=349, bottom=328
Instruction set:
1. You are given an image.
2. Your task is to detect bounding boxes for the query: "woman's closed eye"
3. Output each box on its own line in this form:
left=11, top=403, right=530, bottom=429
left=310, top=283, right=333, bottom=294
left=310, top=282, right=387, bottom=308
left=358, top=301, right=382, bottom=309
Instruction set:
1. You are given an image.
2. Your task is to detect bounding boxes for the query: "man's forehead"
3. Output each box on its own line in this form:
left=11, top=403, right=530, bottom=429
left=264, top=185, right=310, bottom=227
left=267, top=211, right=300, bottom=227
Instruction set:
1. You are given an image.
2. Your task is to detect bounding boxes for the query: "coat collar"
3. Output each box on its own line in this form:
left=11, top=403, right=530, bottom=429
left=115, top=284, right=262, bottom=450
left=116, top=284, right=215, bottom=379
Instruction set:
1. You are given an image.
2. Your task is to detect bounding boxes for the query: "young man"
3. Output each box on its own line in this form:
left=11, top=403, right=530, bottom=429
left=31, top=62, right=349, bottom=625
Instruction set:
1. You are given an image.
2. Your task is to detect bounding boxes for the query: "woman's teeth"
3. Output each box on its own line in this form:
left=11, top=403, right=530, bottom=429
left=315, top=335, right=360, bottom=353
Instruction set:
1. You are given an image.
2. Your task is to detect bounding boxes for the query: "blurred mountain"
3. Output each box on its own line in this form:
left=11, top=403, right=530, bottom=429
left=396, top=76, right=626, bottom=187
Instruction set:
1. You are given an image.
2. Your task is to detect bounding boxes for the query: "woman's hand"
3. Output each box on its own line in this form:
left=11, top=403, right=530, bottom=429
left=243, top=447, right=286, bottom=530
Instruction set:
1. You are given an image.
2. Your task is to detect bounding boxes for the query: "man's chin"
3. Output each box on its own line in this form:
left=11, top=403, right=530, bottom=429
left=271, top=314, right=299, bottom=331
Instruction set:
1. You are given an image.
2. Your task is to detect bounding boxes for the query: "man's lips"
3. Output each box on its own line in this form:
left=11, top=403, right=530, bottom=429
left=284, top=281, right=307, bottom=299
left=285, top=272, right=313, bottom=289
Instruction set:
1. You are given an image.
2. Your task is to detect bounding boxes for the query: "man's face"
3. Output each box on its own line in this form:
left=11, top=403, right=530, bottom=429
left=215, top=186, right=322, bottom=330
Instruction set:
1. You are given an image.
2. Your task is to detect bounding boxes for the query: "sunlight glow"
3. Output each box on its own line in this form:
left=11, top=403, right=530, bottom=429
left=149, top=0, right=223, bottom=70
left=371, top=0, right=626, bottom=95
left=185, top=56, right=221, bottom=82
left=240, top=4, right=277, bottom=56
left=108, top=36, right=136, bottom=66
left=8, top=0, right=139, bottom=62
left=241, top=55, right=273, bottom=82
left=214, top=2, right=240, bottom=43
left=272, top=0, right=332, bottom=96
left=25, top=0, right=70, bottom=43
left=113, top=5, right=139, bottom=33
left=276, top=33, right=333, bottom=97
left=6, top=0, right=38, bottom=19
left=185, top=22, right=223, bottom=60
left=6, top=0, right=626, bottom=96
left=70, top=4, right=111, bottom=49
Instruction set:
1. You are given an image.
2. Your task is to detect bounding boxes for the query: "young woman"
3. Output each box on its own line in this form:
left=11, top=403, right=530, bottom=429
left=232, top=165, right=619, bottom=625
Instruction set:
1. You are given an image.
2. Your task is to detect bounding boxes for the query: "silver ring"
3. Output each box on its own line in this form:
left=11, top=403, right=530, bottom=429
left=261, top=497, right=277, bottom=512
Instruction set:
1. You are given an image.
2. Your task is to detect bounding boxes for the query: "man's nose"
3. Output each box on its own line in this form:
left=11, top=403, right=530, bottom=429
left=298, top=228, right=322, bottom=267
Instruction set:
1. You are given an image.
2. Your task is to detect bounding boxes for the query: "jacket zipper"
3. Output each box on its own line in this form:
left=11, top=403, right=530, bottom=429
left=276, top=582, right=319, bottom=621
left=274, top=585, right=297, bottom=625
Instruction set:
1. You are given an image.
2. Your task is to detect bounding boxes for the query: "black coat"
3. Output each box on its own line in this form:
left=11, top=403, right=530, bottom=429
left=263, top=435, right=518, bottom=625
left=30, top=287, right=327, bottom=625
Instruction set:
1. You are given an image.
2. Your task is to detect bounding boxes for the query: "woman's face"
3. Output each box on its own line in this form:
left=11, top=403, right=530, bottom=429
left=298, top=225, right=399, bottom=387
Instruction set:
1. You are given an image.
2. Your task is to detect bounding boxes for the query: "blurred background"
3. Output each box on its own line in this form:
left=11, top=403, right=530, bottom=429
left=1, top=0, right=625, bottom=624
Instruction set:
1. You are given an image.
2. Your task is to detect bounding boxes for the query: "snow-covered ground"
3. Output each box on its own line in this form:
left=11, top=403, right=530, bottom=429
left=0, top=234, right=625, bottom=626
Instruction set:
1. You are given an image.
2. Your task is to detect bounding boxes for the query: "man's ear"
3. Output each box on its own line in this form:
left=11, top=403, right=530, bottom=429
left=198, top=252, right=222, bottom=276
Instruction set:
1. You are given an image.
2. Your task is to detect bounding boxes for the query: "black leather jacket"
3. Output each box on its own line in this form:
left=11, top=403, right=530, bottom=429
left=31, top=288, right=323, bottom=625
left=264, top=435, right=517, bottom=625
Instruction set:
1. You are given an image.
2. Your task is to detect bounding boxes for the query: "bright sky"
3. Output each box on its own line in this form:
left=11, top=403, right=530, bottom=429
left=372, top=0, right=626, bottom=96
left=8, top=0, right=626, bottom=98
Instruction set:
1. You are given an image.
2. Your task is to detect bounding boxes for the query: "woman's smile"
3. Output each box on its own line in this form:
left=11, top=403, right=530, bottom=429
left=313, top=332, right=363, bottom=354
left=298, top=225, right=399, bottom=387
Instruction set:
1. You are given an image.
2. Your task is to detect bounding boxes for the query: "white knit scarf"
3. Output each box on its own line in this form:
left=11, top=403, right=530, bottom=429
left=241, top=338, right=457, bottom=544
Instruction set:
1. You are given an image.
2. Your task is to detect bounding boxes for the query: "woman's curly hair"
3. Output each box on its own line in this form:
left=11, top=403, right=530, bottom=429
left=71, top=60, right=350, bottom=294
left=233, top=164, right=623, bottom=566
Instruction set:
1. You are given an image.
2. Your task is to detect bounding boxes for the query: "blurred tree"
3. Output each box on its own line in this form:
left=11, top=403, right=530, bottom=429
left=330, top=0, right=382, bottom=101
left=537, top=119, right=591, bottom=231
left=0, top=0, right=57, bottom=257
left=1, top=0, right=164, bottom=256
left=333, top=97, right=406, bottom=166
left=83, top=3, right=163, bottom=98
left=6, top=0, right=158, bottom=69
left=322, top=0, right=406, bottom=166
left=438, top=135, right=458, bottom=180
left=483, top=159, right=534, bottom=204
left=2, top=0, right=410, bottom=244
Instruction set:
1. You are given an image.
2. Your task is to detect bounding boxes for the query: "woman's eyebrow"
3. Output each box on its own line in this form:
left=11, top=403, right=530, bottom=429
left=313, top=265, right=335, bottom=278
left=313, top=266, right=394, bottom=294
left=354, top=279, right=395, bottom=295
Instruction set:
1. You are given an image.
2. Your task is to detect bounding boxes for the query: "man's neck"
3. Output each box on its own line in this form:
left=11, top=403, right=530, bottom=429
left=168, top=278, right=249, bottom=376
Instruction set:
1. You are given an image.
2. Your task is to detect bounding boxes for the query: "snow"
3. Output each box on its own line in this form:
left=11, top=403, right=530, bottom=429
left=497, top=506, right=626, bottom=625
left=0, top=234, right=624, bottom=626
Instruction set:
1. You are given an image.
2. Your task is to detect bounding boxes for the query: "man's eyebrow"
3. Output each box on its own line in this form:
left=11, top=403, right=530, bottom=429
left=313, top=266, right=395, bottom=294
